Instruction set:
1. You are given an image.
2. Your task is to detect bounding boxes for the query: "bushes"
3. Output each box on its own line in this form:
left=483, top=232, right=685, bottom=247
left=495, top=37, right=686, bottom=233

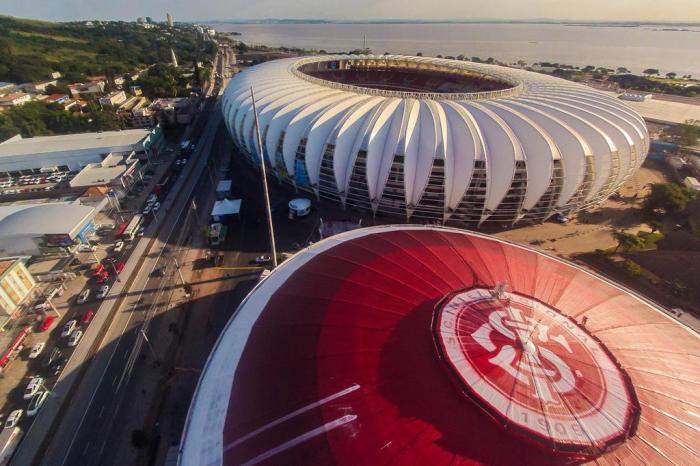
left=615, top=259, right=642, bottom=277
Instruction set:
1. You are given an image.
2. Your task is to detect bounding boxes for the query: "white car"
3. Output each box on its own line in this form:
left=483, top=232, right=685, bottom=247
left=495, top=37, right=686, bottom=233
left=97, top=285, right=109, bottom=299
left=143, top=204, right=152, bottom=215
left=67, top=330, right=83, bottom=347
left=137, top=227, right=145, bottom=237
left=76, top=289, right=90, bottom=304
left=113, top=241, right=125, bottom=252
left=152, top=202, right=161, bottom=213
left=146, top=193, right=158, bottom=204
left=28, top=342, right=45, bottom=359
left=24, top=377, right=43, bottom=400
left=76, top=244, right=97, bottom=253
left=255, top=255, right=272, bottom=264
left=5, top=410, right=22, bottom=429
left=61, top=320, right=77, bottom=338
left=27, top=391, right=48, bottom=417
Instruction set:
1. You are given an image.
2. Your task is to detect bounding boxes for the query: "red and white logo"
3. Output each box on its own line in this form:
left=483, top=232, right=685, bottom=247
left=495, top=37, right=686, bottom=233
left=434, top=288, right=637, bottom=453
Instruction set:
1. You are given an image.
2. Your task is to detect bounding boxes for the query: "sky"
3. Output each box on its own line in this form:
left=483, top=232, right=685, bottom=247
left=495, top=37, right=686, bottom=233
left=2, top=0, right=700, bottom=23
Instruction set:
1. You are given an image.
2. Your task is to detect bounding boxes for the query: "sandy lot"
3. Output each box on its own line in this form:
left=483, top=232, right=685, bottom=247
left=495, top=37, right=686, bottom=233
left=496, top=161, right=669, bottom=257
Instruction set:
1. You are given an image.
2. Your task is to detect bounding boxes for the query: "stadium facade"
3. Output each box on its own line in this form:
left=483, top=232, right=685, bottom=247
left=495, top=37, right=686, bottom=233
left=222, top=55, right=649, bottom=226
left=179, top=225, right=699, bottom=465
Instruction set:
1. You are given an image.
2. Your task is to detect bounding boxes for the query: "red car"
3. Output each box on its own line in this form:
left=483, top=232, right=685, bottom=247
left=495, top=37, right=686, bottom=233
left=80, top=309, right=94, bottom=325
left=95, top=271, right=109, bottom=284
left=114, top=262, right=125, bottom=275
left=38, top=315, right=57, bottom=332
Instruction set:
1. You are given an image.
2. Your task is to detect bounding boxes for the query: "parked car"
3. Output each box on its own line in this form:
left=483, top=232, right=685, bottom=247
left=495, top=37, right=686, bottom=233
left=254, top=255, right=272, bottom=264
left=114, top=262, right=125, bottom=274
left=61, top=320, right=77, bottom=338
left=97, top=285, right=109, bottom=299
left=113, top=241, right=125, bottom=252
left=76, top=244, right=97, bottom=253
left=67, top=330, right=83, bottom=347
left=137, top=227, right=145, bottom=237
left=5, top=410, right=22, bottom=429
left=80, top=309, right=94, bottom=326
left=76, top=289, right=90, bottom=304
left=24, top=377, right=43, bottom=400
left=42, top=347, right=61, bottom=368
left=146, top=193, right=158, bottom=204
left=28, top=342, right=45, bottom=359
left=27, top=391, right=48, bottom=416
left=38, top=315, right=56, bottom=332
left=50, top=358, right=65, bottom=377
left=152, top=202, right=161, bottom=213
left=95, top=272, right=109, bottom=284
left=143, top=204, right=152, bottom=215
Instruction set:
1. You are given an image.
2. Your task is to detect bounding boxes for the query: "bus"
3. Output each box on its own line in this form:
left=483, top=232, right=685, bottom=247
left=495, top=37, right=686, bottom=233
left=123, top=214, right=144, bottom=241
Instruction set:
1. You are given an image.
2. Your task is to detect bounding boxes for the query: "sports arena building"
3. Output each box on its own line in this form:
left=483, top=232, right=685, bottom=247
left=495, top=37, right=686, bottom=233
left=222, top=55, right=649, bottom=227
left=180, top=226, right=699, bottom=465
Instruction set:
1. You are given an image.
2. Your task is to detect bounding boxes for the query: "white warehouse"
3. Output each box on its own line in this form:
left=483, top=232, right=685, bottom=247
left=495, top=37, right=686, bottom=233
left=222, top=55, right=649, bottom=226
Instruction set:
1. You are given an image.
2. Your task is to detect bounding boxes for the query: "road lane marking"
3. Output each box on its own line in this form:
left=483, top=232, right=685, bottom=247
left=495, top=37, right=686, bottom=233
left=98, top=405, right=105, bottom=419
left=82, top=441, right=91, bottom=456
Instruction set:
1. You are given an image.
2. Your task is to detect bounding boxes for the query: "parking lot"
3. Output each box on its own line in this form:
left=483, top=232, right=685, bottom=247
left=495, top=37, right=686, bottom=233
left=0, top=141, right=185, bottom=435
left=0, top=168, right=77, bottom=197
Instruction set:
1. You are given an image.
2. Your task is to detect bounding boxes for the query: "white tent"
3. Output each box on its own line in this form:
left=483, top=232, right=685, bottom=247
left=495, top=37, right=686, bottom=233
left=210, top=199, right=241, bottom=220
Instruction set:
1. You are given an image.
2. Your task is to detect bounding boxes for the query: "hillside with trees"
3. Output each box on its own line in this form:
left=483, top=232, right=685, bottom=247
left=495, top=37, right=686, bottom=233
left=0, top=15, right=216, bottom=83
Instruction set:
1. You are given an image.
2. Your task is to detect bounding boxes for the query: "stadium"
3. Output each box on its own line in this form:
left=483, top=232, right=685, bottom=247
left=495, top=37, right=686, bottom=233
left=222, top=55, right=649, bottom=226
left=179, top=225, right=699, bottom=465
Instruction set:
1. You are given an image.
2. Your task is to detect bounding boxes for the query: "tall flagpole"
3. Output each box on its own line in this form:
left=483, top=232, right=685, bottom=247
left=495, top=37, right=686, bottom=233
left=250, top=86, right=278, bottom=268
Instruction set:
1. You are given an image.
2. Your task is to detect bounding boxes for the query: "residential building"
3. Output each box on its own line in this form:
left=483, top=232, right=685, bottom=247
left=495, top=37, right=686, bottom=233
left=167, top=13, right=173, bottom=27
left=132, top=108, right=156, bottom=128
left=683, top=176, right=700, bottom=191
left=151, top=97, right=196, bottom=125
left=24, top=80, right=57, bottom=93
left=0, top=128, right=164, bottom=174
left=49, top=71, right=62, bottom=80
left=46, top=94, right=70, bottom=105
left=0, top=82, right=16, bottom=96
left=0, top=259, right=36, bottom=317
left=99, top=90, right=127, bottom=107
left=68, top=81, right=105, bottom=98
left=0, top=92, right=32, bottom=107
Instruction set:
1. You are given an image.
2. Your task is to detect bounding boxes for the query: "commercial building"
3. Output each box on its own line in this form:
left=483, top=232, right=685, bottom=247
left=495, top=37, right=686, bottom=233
left=223, top=55, right=649, bottom=227
left=0, top=128, right=164, bottom=174
left=0, top=201, right=100, bottom=256
left=180, top=225, right=699, bottom=465
left=99, top=90, right=127, bottom=107
left=22, top=79, right=58, bottom=93
left=0, top=259, right=36, bottom=317
left=69, top=152, right=142, bottom=193
left=0, top=92, right=31, bottom=107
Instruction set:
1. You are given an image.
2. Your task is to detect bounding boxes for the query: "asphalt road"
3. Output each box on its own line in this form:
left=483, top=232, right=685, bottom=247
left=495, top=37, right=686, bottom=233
left=49, top=99, right=224, bottom=466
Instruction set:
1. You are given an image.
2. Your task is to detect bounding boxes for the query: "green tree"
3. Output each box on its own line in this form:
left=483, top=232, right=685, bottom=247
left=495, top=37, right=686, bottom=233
left=666, top=72, right=677, bottom=79
left=643, top=68, right=660, bottom=76
left=644, top=183, right=697, bottom=214
left=616, top=67, right=630, bottom=74
left=613, top=231, right=645, bottom=253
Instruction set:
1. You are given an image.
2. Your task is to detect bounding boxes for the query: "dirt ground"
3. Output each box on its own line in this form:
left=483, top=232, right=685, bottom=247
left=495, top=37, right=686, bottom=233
left=496, top=160, right=669, bottom=257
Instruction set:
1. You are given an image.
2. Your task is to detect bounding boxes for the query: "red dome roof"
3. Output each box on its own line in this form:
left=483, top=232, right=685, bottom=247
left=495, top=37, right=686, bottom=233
left=180, top=226, right=700, bottom=466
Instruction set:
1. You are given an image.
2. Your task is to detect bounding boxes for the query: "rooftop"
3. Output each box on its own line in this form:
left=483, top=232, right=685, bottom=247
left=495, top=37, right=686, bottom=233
left=0, top=202, right=94, bottom=237
left=0, top=129, right=151, bottom=159
left=603, top=90, right=700, bottom=124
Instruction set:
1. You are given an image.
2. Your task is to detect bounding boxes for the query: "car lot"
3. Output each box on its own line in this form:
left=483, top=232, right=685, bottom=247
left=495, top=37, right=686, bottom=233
left=0, top=138, right=189, bottom=445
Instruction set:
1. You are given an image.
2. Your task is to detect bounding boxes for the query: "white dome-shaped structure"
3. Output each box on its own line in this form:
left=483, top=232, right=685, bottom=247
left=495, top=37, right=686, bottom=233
left=222, top=55, right=649, bottom=226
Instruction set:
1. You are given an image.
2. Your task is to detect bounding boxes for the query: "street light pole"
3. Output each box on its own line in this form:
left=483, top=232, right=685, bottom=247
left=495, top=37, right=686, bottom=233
left=139, top=329, right=160, bottom=364
left=250, top=86, right=278, bottom=268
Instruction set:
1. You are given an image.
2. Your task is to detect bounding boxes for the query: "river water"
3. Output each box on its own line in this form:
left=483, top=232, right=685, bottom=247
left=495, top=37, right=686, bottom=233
left=213, top=22, right=700, bottom=77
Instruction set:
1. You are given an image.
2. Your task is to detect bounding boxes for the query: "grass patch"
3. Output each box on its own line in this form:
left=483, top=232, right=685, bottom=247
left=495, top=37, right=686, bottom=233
left=14, top=31, right=88, bottom=44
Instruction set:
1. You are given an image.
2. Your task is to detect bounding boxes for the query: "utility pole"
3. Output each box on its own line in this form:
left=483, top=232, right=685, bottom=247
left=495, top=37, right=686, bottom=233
left=250, top=86, right=278, bottom=268
left=140, top=329, right=160, bottom=364
left=173, top=258, right=186, bottom=285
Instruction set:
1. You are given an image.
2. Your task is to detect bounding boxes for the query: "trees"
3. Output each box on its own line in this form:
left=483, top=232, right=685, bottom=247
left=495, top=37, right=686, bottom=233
left=666, top=72, right=677, bottom=79
left=643, top=183, right=697, bottom=215
left=666, top=119, right=700, bottom=146
left=616, top=66, right=630, bottom=74
left=643, top=68, right=660, bottom=76
left=613, top=231, right=645, bottom=253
